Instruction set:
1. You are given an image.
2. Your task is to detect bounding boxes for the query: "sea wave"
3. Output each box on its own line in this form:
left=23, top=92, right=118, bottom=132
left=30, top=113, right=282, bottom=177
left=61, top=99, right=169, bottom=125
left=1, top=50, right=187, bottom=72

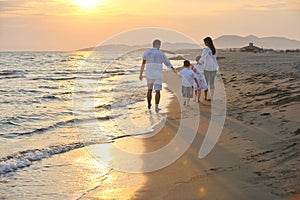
left=94, top=97, right=145, bottom=110
left=0, top=70, right=25, bottom=76
left=30, top=77, right=76, bottom=81
left=1, top=116, right=121, bottom=138
left=0, top=70, right=26, bottom=79
left=0, top=75, right=26, bottom=79
left=38, top=85, right=60, bottom=89
left=0, top=140, right=108, bottom=175
left=0, top=118, right=78, bottom=138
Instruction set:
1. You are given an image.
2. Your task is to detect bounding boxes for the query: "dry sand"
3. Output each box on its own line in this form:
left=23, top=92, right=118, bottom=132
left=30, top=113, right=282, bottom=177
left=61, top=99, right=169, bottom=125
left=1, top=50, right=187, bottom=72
left=82, top=51, right=300, bottom=200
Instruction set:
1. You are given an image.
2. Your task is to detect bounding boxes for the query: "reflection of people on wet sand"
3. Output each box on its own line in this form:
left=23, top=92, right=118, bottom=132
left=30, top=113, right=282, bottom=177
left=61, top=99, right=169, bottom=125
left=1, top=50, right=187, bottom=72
left=198, top=37, right=219, bottom=100
left=178, top=60, right=199, bottom=107
left=139, top=39, right=176, bottom=112
left=192, top=55, right=208, bottom=102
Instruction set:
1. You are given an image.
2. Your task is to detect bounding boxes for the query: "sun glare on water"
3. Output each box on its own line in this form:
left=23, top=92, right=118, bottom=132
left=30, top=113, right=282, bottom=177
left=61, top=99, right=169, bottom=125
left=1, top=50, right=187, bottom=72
left=69, top=0, right=103, bottom=9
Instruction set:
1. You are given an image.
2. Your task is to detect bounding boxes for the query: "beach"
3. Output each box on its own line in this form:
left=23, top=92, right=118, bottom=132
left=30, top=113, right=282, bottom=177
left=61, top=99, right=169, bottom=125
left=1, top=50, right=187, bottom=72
left=0, top=50, right=299, bottom=199
left=79, top=51, right=300, bottom=200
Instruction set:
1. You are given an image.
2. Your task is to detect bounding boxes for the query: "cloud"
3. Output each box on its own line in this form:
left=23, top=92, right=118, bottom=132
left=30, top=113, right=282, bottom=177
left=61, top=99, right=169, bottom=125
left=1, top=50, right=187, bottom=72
left=0, top=0, right=107, bottom=17
left=241, top=0, right=298, bottom=11
left=0, top=0, right=55, bottom=16
left=0, top=0, right=27, bottom=13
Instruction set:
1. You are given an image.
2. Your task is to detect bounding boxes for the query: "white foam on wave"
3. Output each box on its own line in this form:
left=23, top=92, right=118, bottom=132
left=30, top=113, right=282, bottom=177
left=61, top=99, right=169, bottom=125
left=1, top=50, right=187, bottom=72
left=0, top=141, right=107, bottom=175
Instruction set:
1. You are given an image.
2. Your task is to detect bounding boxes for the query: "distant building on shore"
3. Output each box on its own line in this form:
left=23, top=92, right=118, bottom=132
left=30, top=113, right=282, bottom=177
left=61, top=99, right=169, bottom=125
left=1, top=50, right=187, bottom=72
left=240, top=43, right=263, bottom=53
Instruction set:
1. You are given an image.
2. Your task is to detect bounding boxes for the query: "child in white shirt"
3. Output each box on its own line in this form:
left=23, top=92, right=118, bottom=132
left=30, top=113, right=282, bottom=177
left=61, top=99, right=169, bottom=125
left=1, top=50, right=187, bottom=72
left=192, top=55, right=208, bottom=102
left=178, top=60, right=199, bottom=106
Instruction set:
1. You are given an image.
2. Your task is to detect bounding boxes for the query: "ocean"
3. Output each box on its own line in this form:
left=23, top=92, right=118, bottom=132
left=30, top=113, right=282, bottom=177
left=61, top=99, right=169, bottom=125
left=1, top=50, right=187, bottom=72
left=0, top=50, right=181, bottom=199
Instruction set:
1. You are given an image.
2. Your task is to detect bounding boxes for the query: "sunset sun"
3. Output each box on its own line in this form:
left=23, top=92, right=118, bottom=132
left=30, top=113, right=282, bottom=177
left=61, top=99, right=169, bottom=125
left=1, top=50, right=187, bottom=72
left=69, top=0, right=103, bottom=9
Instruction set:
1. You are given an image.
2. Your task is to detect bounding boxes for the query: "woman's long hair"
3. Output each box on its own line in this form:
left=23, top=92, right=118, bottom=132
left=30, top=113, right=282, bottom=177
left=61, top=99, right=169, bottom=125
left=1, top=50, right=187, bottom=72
left=204, top=37, right=216, bottom=55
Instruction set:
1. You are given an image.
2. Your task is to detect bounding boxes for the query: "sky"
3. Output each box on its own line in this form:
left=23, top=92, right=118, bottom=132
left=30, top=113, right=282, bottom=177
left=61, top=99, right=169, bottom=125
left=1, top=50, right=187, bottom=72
left=0, top=0, right=299, bottom=51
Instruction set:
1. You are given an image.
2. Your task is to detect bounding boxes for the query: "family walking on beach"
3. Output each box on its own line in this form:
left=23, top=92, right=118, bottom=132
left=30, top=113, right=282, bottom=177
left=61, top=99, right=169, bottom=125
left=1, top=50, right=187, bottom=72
left=139, top=37, right=219, bottom=111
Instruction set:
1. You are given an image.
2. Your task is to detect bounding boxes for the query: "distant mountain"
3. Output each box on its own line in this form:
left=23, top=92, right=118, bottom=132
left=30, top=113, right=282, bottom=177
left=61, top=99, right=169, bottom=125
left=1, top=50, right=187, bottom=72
left=78, top=44, right=138, bottom=51
left=77, top=35, right=300, bottom=51
left=77, top=42, right=201, bottom=52
left=214, top=35, right=300, bottom=49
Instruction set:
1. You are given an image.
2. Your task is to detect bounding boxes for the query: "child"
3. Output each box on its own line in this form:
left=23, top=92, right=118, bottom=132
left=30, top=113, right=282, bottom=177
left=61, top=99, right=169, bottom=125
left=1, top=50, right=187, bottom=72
left=192, top=55, right=208, bottom=102
left=178, top=60, right=199, bottom=106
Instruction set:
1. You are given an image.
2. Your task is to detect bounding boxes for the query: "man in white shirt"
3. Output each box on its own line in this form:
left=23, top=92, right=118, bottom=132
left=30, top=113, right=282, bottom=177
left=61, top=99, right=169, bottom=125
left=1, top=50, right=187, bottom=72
left=139, top=39, right=175, bottom=112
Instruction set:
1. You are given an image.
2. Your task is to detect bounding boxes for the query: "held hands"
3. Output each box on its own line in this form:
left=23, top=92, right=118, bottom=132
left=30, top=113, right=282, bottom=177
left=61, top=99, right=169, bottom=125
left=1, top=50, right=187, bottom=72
left=171, top=67, right=181, bottom=78
left=171, top=67, right=180, bottom=78
left=171, top=67, right=177, bottom=73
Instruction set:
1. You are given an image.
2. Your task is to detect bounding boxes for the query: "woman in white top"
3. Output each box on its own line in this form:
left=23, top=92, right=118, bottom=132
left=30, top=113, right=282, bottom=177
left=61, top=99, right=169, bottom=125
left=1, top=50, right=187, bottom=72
left=198, top=37, right=219, bottom=100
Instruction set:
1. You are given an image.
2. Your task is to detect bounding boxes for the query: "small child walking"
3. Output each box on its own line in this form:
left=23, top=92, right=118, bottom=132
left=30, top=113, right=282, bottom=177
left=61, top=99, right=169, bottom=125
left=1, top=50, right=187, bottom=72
left=192, top=55, right=208, bottom=102
left=178, top=60, right=199, bottom=106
